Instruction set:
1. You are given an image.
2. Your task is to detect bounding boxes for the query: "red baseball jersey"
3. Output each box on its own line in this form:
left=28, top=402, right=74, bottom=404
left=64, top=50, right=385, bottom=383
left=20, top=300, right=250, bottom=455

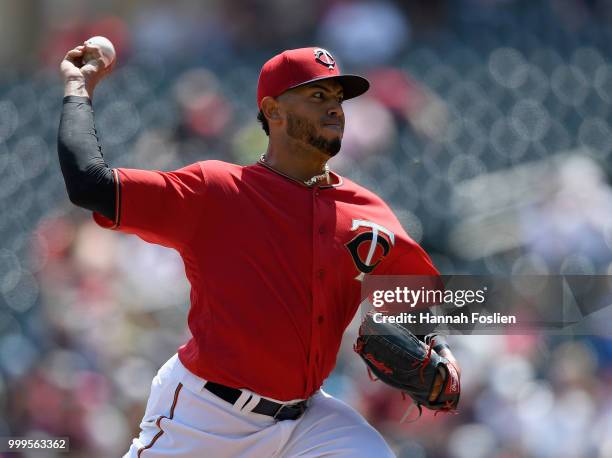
left=93, top=160, right=439, bottom=401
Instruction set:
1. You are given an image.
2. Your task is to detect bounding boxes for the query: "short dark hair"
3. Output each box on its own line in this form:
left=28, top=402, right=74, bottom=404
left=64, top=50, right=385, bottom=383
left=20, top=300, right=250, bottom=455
left=257, top=110, right=270, bottom=136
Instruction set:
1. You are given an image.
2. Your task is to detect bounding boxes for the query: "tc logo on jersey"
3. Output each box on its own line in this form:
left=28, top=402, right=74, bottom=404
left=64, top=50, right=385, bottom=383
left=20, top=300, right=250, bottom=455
left=345, top=219, right=395, bottom=281
left=313, top=48, right=335, bottom=70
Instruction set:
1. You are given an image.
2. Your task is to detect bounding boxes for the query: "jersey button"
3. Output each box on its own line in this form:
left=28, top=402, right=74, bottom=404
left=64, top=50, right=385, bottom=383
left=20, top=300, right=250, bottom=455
left=318, top=226, right=325, bottom=235
left=318, top=315, right=324, bottom=324
left=314, top=191, right=320, bottom=197
left=317, top=269, right=325, bottom=279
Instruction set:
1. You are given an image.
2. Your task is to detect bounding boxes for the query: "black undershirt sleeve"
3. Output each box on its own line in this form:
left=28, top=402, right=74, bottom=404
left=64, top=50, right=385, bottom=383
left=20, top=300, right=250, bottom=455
left=57, top=96, right=115, bottom=220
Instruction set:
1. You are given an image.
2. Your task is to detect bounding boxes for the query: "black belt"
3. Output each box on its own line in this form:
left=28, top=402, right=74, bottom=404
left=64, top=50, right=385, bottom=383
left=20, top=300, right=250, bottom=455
left=204, top=381, right=308, bottom=421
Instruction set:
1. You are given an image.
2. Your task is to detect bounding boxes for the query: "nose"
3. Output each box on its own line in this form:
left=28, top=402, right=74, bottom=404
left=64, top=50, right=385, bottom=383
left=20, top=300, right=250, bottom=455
left=327, top=101, right=343, bottom=118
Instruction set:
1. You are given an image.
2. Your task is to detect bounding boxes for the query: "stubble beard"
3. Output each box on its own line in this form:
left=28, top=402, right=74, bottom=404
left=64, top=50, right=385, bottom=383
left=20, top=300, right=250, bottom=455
left=286, top=112, right=342, bottom=157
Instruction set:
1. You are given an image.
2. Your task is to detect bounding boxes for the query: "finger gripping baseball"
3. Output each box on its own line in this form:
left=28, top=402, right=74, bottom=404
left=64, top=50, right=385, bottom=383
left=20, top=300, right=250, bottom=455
left=354, top=312, right=460, bottom=415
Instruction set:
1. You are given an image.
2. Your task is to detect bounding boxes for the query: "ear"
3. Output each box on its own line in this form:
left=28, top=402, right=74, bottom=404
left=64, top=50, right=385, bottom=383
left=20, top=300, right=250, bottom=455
left=261, top=96, right=282, bottom=123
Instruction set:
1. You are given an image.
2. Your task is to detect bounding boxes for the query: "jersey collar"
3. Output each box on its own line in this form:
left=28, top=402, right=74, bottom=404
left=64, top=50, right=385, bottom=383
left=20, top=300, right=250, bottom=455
left=256, top=161, right=344, bottom=189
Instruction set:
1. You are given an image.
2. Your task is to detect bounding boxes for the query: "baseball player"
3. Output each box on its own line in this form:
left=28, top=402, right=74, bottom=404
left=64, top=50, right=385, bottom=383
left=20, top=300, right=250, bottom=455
left=58, top=43, right=461, bottom=457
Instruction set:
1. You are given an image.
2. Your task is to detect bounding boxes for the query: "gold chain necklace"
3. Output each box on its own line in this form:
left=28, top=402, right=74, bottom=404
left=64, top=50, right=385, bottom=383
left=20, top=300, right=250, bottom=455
left=258, top=154, right=330, bottom=187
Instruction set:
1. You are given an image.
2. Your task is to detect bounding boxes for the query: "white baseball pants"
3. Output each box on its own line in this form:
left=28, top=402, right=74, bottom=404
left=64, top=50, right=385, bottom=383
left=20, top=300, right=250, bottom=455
left=124, top=354, right=395, bottom=457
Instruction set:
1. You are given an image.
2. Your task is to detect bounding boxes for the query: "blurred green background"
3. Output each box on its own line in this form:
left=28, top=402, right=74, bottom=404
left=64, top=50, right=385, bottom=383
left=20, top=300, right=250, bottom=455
left=1, top=1, right=612, bottom=457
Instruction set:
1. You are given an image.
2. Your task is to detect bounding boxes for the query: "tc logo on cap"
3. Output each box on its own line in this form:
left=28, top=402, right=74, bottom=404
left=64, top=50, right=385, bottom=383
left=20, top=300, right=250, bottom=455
left=314, top=48, right=335, bottom=70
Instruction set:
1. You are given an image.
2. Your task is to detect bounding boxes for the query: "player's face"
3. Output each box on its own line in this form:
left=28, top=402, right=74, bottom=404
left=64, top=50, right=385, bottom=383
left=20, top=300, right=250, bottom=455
left=279, top=79, right=345, bottom=157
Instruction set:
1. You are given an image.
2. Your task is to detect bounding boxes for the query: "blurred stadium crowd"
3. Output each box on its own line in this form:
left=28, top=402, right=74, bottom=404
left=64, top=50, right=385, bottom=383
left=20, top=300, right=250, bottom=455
left=1, top=0, right=612, bottom=457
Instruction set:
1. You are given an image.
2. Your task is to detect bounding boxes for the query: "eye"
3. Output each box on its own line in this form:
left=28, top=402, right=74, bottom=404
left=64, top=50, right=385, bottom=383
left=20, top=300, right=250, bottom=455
left=312, top=92, right=323, bottom=99
left=338, top=96, right=344, bottom=104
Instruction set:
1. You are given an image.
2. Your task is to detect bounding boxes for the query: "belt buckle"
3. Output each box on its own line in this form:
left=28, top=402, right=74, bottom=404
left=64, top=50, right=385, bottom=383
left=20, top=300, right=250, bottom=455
left=273, top=401, right=306, bottom=421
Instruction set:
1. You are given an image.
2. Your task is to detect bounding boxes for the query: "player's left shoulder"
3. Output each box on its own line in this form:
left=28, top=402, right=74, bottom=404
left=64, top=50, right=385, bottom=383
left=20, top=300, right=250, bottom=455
left=334, top=175, right=391, bottom=208
left=338, top=176, right=402, bottom=227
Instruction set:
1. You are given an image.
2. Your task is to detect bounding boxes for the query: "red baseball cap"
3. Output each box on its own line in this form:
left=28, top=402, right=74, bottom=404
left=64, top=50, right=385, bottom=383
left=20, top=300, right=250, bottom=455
left=257, top=47, right=370, bottom=109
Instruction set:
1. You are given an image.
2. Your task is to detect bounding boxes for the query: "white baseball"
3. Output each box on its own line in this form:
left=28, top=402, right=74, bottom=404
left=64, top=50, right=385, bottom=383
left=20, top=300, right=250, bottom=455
left=83, top=36, right=116, bottom=68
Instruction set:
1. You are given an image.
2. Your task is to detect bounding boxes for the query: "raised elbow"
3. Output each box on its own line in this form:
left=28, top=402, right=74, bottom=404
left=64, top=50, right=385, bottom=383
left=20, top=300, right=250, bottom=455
left=65, top=182, right=93, bottom=209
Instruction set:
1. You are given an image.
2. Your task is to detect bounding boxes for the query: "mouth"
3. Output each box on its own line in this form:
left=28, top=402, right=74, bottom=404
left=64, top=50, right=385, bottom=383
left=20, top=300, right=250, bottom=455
left=322, top=123, right=343, bottom=132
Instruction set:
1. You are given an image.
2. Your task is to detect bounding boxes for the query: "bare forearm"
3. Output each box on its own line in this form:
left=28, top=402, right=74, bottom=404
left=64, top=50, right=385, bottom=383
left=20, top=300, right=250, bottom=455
left=64, top=79, right=94, bottom=99
left=64, top=79, right=89, bottom=98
